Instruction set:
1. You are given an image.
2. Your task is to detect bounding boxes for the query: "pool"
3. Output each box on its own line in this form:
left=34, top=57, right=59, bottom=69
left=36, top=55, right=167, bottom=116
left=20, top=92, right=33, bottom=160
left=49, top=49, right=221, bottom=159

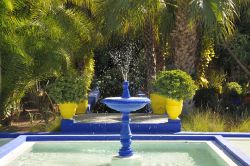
left=0, top=134, right=250, bottom=166
left=0, top=139, right=12, bottom=147
left=8, top=141, right=235, bottom=166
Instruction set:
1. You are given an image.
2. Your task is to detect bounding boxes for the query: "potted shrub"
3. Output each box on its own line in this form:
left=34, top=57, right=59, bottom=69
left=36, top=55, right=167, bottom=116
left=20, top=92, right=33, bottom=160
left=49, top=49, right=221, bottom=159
left=153, top=70, right=197, bottom=119
left=46, top=75, right=87, bottom=119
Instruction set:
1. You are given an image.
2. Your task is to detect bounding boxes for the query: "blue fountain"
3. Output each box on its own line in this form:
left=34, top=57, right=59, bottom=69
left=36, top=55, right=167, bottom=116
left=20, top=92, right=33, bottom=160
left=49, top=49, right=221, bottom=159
left=102, top=81, right=150, bottom=157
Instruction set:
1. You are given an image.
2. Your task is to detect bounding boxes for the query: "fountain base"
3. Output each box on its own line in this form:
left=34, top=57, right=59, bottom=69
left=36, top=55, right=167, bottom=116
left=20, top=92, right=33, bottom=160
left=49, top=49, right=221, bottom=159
left=61, top=115, right=181, bottom=133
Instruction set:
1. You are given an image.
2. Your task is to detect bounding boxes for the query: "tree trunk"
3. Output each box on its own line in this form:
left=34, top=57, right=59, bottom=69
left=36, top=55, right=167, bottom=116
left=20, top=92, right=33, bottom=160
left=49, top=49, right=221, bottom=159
left=143, top=17, right=157, bottom=94
left=155, top=40, right=165, bottom=73
left=170, top=0, right=198, bottom=112
left=171, top=0, right=198, bottom=76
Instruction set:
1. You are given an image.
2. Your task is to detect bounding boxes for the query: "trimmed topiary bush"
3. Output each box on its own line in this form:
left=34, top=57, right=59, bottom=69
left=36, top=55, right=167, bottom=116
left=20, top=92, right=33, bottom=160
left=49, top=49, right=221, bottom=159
left=153, top=70, right=197, bottom=100
left=46, top=74, right=87, bottom=104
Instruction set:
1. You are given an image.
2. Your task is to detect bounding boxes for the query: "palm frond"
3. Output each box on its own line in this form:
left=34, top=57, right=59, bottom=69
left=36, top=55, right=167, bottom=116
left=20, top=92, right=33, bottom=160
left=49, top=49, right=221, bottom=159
left=190, top=0, right=237, bottom=41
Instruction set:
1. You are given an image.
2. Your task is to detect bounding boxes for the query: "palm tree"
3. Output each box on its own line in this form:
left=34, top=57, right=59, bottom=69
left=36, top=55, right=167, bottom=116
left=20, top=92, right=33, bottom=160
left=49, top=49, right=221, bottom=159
left=0, top=0, right=96, bottom=121
left=169, top=0, right=237, bottom=76
left=0, top=0, right=33, bottom=119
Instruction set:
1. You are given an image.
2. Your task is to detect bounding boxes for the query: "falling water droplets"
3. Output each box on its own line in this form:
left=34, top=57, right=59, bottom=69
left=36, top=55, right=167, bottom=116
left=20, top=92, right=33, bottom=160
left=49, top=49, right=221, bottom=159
left=109, top=43, right=135, bottom=81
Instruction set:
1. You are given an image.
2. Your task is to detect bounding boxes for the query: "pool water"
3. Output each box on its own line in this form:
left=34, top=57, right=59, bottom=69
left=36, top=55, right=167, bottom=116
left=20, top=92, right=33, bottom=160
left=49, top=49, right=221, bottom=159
left=8, top=141, right=236, bottom=166
left=0, top=139, right=12, bottom=147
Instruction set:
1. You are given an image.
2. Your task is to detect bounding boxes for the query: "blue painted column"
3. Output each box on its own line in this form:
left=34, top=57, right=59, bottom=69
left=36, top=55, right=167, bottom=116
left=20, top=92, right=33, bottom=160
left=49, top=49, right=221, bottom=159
left=122, top=81, right=130, bottom=98
left=119, top=112, right=133, bottom=157
left=119, top=81, right=133, bottom=157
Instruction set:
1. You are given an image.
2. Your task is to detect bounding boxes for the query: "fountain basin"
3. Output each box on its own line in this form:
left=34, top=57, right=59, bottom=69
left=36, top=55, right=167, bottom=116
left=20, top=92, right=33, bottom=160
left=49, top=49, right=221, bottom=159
left=0, top=139, right=12, bottom=147
left=101, top=97, right=150, bottom=113
left=7, top=141, right=234, bottom=166
left=1, top=135, right=250, bottom=166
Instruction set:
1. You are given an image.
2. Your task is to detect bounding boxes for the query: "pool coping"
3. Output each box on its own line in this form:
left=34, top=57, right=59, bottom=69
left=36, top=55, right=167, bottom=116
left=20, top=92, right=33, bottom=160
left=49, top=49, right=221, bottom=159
left=0, top=134, right=250, bottom=165
left=1, top=131, right=250, bottom=138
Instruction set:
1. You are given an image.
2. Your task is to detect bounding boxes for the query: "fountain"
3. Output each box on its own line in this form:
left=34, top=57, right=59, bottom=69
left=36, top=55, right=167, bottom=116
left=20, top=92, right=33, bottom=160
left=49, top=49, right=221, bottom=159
left=101, top=44, right=150, bottom=158
left=102, top=81, right=150, bottom=157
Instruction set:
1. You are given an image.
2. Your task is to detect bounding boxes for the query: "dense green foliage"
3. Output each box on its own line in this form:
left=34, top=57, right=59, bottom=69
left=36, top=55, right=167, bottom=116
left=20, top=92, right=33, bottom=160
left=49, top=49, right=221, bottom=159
left=193, top=88, right=219, bottom=109
left=1, top=0, right=250, bottom=129
left=153, top=70, right=197, bottom=100
left=46, top=74, right=87, bottom=103
left=224, top=82, right=243, bottom=96
left=0, top=0, right=96, bottom=118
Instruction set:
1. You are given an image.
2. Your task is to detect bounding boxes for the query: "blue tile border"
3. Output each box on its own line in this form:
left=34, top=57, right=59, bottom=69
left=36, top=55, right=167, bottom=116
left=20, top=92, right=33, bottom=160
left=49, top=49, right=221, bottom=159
left=1, top=131, right=250, bottom=138
left=177, top=132, right=250, bottom=138
left=61, top=119, right=182, bottom=133
left=25, top=134, right=215, bottom=141
left=214, top=135, right=250, bottom=166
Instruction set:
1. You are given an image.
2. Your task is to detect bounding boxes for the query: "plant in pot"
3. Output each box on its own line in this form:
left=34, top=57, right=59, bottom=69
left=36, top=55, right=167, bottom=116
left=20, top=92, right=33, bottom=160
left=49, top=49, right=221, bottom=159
left=46, top=75, right=87, bottom=119
left=153, top=70, right=197, bottom=119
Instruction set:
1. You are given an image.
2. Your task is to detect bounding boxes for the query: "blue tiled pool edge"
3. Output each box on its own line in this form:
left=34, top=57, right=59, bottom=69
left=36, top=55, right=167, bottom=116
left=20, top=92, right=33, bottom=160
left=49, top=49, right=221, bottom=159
left=61, top=119, right=181, bottom=133
left=0, top=133, right=250, bottom=165
left=214, top=135, right=250, bottom=165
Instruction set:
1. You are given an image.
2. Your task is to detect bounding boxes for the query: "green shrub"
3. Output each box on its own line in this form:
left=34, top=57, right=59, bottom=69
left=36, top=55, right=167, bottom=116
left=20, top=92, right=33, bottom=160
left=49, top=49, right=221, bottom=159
left=83, top=53, right=95, bottom=91
left=207, top=70, right=226, bottom=94
left=153, top=70, right=197, bottom=100
left=193, top=88, right=219, bottom=109
left=224, top=82, right=242, bottom=96
left=230, top=119, right=250, bottom=132
left=46, top=74, right=87, bottom=104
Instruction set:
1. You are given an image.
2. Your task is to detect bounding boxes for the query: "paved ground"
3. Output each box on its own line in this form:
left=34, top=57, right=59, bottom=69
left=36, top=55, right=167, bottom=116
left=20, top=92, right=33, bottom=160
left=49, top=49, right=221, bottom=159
left=74, top=113, right=168, bottom=123
left=227, top=138, right=250, bottom=158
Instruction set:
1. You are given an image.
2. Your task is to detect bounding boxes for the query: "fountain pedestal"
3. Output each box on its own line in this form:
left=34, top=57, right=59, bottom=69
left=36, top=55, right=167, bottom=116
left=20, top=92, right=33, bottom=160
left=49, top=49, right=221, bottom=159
left=102, top=81, right=150, bottom=158
left=119, top=112, right=133, bottom=157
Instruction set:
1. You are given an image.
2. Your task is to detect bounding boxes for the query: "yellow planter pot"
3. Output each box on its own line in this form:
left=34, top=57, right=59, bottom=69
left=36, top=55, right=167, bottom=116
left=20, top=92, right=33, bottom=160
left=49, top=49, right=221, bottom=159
left=58, top=103, right=77, bottom=119
left=76, top=100, right=88, bottom=114
left=150, top=93, right=167, bottom=114
left=165, top=98, right=183, bottom=120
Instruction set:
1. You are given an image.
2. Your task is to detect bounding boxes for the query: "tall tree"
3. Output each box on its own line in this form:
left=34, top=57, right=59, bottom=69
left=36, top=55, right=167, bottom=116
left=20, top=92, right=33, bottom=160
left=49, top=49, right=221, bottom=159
left=97, top=0, right=167, bottom=93
left=170, top=0, right=236, bottom=77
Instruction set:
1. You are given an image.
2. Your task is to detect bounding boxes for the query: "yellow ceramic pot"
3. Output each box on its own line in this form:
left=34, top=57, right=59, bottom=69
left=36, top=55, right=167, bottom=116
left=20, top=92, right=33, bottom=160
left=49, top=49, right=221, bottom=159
left=165, top=98, right=183, bottom=119
left=76, top=99, right=88, bottom=114
left=150, top=93, right=167, bottom=114
left=58, top=102, right=77, bottom=119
